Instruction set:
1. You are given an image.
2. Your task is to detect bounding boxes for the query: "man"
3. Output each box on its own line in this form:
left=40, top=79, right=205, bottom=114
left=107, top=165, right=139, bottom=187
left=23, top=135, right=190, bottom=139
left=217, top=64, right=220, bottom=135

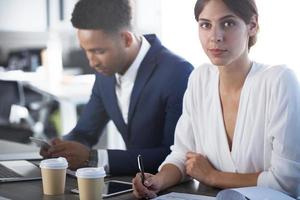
left=42, top=0, right=193, bottom=175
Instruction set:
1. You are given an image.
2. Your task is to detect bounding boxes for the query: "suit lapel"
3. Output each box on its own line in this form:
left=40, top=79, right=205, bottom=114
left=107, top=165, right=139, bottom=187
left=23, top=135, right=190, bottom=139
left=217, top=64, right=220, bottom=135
left=127, top=56, right=157, bottom=124
left=101, top=76, right=127, bottom=137
left=127, top=35, right=163, bottom=124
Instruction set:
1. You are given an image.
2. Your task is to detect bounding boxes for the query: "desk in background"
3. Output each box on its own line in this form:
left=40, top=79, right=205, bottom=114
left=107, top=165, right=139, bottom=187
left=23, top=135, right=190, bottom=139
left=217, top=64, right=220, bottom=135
left=0, top=70, right=95, bottom=135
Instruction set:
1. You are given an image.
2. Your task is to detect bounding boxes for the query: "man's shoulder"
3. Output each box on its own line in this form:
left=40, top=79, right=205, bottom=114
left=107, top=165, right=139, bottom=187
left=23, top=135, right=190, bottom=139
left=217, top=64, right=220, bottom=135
left=144, top=34, right=193, bottom=71
left=154, top=48, right=194, bottom=73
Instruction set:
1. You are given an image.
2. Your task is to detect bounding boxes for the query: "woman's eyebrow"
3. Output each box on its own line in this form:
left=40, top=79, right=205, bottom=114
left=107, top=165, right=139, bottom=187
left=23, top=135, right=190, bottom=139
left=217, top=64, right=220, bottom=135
left=219, top=14, right=236, bottom=21
left=198, top=14, right=236, bottom=22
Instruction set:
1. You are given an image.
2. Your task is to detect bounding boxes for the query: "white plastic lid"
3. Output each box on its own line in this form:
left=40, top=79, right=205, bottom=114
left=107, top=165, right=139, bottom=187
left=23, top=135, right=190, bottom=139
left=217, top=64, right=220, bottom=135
left=76, top=167, right=106, bottom=179
left=39, top=157, right=68, bottom=169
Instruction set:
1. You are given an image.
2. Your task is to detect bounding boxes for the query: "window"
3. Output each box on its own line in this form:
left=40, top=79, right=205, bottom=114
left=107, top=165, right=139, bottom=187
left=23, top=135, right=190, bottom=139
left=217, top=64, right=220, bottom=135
left=0, top=0, right=47, bottom=32
left=161, top=0, right=300, bottom=77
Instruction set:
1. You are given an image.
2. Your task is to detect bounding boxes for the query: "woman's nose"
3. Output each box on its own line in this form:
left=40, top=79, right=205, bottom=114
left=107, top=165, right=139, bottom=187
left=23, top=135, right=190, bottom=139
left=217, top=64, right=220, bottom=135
left=210, top=26, right=224, bottom=43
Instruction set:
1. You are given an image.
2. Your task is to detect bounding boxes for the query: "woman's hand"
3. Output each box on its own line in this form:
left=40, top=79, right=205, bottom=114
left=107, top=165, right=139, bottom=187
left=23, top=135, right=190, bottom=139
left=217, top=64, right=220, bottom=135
left=185, top=152, right=217, bottom=186
left=132, top=172, right=162, bottom=199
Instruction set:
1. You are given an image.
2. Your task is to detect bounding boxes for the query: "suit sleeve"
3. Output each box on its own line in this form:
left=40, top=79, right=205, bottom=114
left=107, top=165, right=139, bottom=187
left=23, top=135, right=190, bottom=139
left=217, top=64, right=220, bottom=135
left=63, top=77, right=110, bottom=147
left=108, top=61, right=193, bottom=175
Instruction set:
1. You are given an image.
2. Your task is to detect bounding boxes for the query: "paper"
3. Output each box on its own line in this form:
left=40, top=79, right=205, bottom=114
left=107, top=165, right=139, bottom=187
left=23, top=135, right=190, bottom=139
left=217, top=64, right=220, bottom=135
left=154, top=192, right=216, bottom=200
left=233, top=187, right=295, bottom=200
left=154, top=187, right=296, bottom=200
left=216, top=187, right=296, bottom=200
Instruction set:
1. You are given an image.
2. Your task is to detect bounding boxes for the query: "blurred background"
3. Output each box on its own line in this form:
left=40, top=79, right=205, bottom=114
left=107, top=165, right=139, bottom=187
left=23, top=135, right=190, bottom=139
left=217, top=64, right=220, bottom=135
left=0, top=0, right=299, bottom=147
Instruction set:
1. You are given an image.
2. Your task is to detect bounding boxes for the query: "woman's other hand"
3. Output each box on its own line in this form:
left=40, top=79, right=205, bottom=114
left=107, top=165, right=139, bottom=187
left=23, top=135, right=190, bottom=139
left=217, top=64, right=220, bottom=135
left=185, top=152, right=217, bottom=186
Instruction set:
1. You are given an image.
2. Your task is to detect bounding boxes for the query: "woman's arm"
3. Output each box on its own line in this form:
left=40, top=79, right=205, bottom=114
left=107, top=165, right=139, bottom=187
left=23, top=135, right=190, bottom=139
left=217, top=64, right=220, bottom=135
left=186, top=152, right=259, bottom=188
left=210, top=171, right=259, bottom=188
left=156, top=164, right=183, bottom=190
left=258, top=67, right=300, bottom=197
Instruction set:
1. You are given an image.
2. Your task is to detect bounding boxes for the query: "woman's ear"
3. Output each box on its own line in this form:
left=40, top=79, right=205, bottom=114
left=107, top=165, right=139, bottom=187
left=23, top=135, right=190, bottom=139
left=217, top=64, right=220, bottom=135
left=120, top=31, right=133, bottom=48
left=248, top=15, right=259, bottom=36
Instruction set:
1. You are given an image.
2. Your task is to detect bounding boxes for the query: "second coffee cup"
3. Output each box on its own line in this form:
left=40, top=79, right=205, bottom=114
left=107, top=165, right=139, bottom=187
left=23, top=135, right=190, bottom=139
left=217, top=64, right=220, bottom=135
left=39, top=157, right=68, bottom=195
left=76, top=167, right=106, bottom=200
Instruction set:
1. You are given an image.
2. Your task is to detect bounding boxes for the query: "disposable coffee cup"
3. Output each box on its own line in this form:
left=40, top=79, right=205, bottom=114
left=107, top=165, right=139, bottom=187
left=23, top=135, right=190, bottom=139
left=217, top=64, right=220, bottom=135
left=40, top=157, right=68, bottom=195
left=76, top=167, right=106, bottom=200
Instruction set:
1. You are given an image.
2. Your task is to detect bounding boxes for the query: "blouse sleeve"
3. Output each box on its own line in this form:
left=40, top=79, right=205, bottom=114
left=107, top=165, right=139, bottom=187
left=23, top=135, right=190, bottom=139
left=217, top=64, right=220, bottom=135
left=159, top=72, right=197, bottom=178
left=257, top=67, right=300, bottom=198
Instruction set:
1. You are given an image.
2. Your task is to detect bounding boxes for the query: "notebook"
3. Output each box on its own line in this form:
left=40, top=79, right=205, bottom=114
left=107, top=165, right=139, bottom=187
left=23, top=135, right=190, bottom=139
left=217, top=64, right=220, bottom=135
left=154, top=187, right=296, bottom=200
left=216, top=186, right=296, bottom=200
left=0, top=160, right=41, bottom=182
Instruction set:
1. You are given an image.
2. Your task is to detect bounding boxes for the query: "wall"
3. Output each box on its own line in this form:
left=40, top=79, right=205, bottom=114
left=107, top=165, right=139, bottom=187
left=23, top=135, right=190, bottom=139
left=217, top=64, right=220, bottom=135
left=0, top=0, right=47, bottom=32
left=133, top=0, right=162, bottom=36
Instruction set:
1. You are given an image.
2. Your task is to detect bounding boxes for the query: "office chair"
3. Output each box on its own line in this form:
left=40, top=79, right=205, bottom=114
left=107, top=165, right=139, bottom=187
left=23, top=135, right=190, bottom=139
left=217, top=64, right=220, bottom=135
left=0, top=80, right=56, bottom=143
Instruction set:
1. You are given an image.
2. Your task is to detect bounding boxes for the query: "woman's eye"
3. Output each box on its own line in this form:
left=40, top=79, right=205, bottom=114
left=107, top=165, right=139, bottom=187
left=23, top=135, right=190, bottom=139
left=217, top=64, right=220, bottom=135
left=199, top=22, right=211, bottom=29
left=223, top=20, right=235, bottom=28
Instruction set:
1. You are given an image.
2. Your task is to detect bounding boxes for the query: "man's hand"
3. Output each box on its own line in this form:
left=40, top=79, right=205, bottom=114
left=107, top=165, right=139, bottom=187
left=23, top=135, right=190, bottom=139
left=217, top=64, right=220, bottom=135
left=41, top=138, right=90, bottom=170
left=40, top=146, right=51, bottom=158
left=185, top=152, right=217, bottom=186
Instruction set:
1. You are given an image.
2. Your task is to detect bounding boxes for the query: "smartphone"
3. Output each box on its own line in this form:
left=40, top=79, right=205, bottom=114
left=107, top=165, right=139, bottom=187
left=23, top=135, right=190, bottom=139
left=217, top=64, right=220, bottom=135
left=71, top=180, right=133, bottom=198
left=29, top=137, right=51, bottom=149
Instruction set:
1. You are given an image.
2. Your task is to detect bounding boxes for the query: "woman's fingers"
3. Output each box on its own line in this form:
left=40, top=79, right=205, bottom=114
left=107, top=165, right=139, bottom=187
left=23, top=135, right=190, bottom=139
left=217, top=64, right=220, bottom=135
left=132, top=173, right=158, bottom=199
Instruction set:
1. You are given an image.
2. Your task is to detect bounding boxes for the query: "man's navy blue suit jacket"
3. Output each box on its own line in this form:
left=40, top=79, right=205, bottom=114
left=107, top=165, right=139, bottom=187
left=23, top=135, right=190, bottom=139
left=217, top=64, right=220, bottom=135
left=64, top=34, right=193, bottom=175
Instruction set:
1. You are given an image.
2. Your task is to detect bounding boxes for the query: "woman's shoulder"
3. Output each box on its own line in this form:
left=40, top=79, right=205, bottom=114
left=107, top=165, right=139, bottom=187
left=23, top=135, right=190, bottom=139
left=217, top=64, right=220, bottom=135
left=253, top=62, right=295, bottom=79
left=254, top=61, right=291, bottom=72
left=252, top=61, right=298, bottom=88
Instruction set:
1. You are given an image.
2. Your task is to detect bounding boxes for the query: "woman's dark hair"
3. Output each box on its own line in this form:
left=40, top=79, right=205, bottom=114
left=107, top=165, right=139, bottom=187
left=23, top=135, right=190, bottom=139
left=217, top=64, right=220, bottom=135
left=71, top=0, right=132, bottom=32
left=194, top=0, right=258, bottom=49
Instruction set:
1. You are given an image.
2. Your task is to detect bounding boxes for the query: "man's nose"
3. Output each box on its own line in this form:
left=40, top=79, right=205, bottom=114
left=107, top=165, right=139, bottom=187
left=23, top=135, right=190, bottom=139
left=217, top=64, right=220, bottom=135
left=88, top=54, right=100, bottom=68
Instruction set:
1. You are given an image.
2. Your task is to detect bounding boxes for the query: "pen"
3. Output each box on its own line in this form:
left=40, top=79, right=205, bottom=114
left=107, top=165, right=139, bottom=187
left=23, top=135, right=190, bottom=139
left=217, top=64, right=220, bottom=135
left=137, top=154, right=145, bottom=186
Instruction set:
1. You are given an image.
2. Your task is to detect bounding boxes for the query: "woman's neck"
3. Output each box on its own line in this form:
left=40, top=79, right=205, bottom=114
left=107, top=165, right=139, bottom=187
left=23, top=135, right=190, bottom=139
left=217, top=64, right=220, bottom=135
left=218, top=58, right=252, bottom=93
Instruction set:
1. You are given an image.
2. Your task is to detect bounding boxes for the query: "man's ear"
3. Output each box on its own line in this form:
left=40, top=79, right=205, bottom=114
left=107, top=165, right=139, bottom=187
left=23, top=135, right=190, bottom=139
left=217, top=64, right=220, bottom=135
left=120, top=31, right=133, bottom=48
left=248, top=15, right=259, bottom=37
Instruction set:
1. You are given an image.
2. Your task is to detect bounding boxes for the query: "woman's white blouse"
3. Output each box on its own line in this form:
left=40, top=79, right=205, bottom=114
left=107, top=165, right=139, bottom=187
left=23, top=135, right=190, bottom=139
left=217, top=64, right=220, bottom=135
left=161, top=62, right=300, bottom=197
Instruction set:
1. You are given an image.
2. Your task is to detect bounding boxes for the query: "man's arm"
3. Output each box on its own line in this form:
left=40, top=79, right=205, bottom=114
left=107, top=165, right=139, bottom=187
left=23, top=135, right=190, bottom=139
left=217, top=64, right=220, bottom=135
left=108, top=147, right=171, bottom=175
left=42, top=77, right=110, bottom=169
left=63, top=77, right=109, bottom=147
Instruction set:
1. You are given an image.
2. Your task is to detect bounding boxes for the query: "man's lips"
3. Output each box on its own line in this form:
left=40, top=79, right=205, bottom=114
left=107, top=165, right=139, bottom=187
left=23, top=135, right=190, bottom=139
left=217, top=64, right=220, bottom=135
left=94, top=66, right=105, bottom=72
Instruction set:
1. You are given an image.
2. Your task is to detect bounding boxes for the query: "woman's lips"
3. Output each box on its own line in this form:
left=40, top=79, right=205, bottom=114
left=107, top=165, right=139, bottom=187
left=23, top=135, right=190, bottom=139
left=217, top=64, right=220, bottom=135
left=208, top=48, right=227, bottom=56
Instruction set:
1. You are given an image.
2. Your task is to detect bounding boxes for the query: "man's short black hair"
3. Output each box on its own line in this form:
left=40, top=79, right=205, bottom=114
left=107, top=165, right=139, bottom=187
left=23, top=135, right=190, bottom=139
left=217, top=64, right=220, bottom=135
left=71, top=0, right=132, bottom=32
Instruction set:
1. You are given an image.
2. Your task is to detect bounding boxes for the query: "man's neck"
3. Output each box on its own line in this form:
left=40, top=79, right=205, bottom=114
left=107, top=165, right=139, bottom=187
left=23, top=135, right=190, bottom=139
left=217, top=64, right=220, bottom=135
left=119, top=34, right=142, bottom=75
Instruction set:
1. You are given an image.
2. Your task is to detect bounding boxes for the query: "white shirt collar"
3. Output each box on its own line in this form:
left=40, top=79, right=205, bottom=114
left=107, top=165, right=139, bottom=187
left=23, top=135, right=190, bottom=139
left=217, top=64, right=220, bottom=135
left=115, top=36, right=151, bottom=85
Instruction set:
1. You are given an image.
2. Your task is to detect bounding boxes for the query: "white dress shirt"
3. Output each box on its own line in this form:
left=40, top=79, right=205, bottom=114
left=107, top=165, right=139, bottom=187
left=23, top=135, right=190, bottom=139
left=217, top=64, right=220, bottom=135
left=160, top=62, right=300, bottom=197
left=97, top=36, right=151, bottom=173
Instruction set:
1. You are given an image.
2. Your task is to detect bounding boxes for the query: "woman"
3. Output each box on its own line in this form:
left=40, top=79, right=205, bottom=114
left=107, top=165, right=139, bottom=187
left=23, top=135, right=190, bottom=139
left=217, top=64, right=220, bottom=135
left=133, top=0, right=300, bottom=198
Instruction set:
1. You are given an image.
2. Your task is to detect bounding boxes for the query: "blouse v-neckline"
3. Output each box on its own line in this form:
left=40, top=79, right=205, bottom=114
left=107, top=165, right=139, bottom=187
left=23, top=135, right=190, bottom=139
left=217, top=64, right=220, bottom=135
left=214, top=63, right=257, bottom=171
